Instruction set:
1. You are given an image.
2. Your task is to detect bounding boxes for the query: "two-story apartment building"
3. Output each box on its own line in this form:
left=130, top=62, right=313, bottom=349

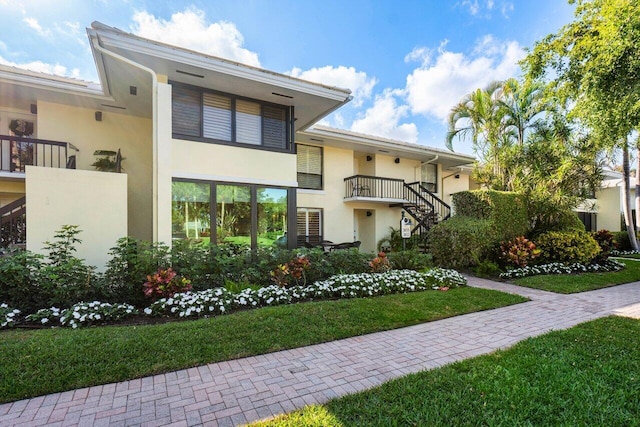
left=0, top=22, right=475, bottom=266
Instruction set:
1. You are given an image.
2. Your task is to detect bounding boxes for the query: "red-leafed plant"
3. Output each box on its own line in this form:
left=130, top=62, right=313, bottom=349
left=143, top=267, right=192, bottom=300
left=592, top=229, right=616, bottom=261
left=369, top=252, right=391, bottom=273
left=270, top=255, right=311, bottom=288
left=500, top=236, right=541, bottom=268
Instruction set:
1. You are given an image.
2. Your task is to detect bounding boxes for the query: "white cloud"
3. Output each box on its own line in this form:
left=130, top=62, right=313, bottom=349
left=23, top=17, right=51, bottom=37
left=404, top=47, right=431, bottom=64
left=459, top=0, right=513, bottom=18
left=350, top=89, right=418, bottom=143
left=288, top=65, right=377, bottom=108
left=405, top=36, right=525, bottom=121
left=0, top=55, right=80, bottom=78
left=131, top=7, right=260, bottom=67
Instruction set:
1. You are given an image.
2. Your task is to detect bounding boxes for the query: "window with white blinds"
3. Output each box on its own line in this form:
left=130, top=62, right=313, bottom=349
left=297, top=145, right=323, bottom=190
left=236, top=100, right=261, bottom=145
left=172, top=83, right=290, bottom=151
left=297, top=208, right=322, bottom=245
left=203, top=93, right=232, bottom=141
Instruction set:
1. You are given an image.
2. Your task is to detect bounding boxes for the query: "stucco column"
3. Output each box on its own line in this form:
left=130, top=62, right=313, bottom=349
left=156, top=81, right=173, bottom=245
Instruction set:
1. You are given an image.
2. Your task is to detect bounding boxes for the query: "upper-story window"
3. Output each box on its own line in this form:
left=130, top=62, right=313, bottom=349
left=171, top=83, right=292, bottom=151
left=297, top=144, right=323, bottom=190
left=421, top=163, right=438, bottom=193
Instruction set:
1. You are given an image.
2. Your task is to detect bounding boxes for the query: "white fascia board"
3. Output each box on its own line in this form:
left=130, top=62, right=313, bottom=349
left=0, top=71, right=109, bottom=100
left=94, top=30, right=351, bottom=102
left=303, top=127, right=476, bottom=164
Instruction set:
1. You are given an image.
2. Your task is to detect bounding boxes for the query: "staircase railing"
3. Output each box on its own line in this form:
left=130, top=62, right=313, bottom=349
left=403, top=182, right=451, bottom=237
left=0, top=196, right=26, bottom=248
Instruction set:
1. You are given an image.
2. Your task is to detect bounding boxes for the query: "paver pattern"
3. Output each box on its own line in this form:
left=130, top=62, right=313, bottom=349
left=2, top=278, right=640, bottom=427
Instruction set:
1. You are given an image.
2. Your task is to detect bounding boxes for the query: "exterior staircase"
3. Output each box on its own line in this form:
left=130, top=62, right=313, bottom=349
left=402, top=182, right=451, bottom=240
left=0, top=196, right=26, bottom=250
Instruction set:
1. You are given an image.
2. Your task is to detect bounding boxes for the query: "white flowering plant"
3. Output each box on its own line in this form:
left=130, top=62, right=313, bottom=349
left=25, top=307, right=62, bottom=325
left=58, top=301, right=138, bottom=328
left=610, top=250, right=640, bottom=256
left=1, top=303, right=21, bottom=328
left=499, top=259, right=624, bottom=280
left=145, top=269, right=466, bottom=318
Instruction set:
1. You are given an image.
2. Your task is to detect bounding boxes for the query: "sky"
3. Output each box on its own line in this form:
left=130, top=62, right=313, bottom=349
left=0, top=0, right=576, bottom=155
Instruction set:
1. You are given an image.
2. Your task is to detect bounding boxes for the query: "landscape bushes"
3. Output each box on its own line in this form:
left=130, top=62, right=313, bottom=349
left=535, top=230, right=601, bottom=264
left=427, top=216, right=498, bottom=269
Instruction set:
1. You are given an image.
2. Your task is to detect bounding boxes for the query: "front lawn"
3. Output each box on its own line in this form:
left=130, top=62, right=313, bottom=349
left=511, top=258, right=640, bottom=293
left=0, top=287, right=524, bottom=403
left=253, top=316, right=640, bottom=426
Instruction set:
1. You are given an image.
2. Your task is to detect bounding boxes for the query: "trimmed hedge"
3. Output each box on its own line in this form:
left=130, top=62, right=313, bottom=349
left=452, top=190, right=529, bottom=241
left=535, top=230, right=601, bottom=264
left=427, top=216, right=499, bottom=269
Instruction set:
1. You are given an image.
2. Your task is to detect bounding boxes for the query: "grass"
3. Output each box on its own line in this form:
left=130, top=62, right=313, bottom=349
left=253, top=316, right=640, bottom=426
left=0, top=287, right=524, bottom=403
left=511, top=258, right=640, bottom=293
left=615, top=253, right=640, bottom=259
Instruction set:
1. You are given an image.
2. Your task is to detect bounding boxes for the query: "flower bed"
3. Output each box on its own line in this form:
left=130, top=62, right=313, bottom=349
left=26, top=302, right=138, bottom=329
left=499, top=259, right=624, bottom=280
left=3, top=269, right=465, bottom=329
left=146, top=269, right=466, bottom=318
left=1, top=303, right=20, bottom=328
left=610, top=250, right=640, bottom=256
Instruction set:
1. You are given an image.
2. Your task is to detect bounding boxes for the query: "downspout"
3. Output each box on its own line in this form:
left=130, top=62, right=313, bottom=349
left=91, top=37, right=160, bottom=242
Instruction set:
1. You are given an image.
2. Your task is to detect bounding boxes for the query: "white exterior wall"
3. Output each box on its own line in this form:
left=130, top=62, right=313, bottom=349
left=36, top=101, right=153, bottom=241
left=596, top=186, right=622, bottom=231
left=25, top=166, right=127, bottom=270
left=298, top=145, right=354, bottom=245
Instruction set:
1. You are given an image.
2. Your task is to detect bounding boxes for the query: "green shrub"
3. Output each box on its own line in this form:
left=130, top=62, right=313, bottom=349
left=38, top=226, right=101, bottom=309
left=427, top=216, right=499, bottom=269
left=473, top=259, right=502, bottom=278
left=377, top=227, right=422, bottom=252
left=103, top=237, right=170, bottom=307
left=612, top=231, right=634, bottom=251
left=535, top=230, right=601, bottom=264
left=387, top=250, right=433, bottom=270
left=0, top=250, right=44, bottom=313
left=452, top=190, right=529, bottom=241
left=531, top=208, right=586, bottom=234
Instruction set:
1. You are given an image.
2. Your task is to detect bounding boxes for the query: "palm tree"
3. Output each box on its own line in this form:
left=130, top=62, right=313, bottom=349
left=446, top=81, right=508, bottom=187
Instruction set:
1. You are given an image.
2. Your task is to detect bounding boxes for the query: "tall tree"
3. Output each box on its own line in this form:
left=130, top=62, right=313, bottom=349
left=523, top=0, right=640, bottom=249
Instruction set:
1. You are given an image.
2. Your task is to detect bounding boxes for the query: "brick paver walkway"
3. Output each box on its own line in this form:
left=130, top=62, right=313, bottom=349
left=2, top=278, right=640, bottom=427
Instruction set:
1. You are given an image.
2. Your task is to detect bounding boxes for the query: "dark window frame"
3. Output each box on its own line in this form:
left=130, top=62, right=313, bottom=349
left=172, top=178, right=297, bottom=250
left=171, top=81, right=294, bottom=153
left=296, top=144, right=324, bottom=190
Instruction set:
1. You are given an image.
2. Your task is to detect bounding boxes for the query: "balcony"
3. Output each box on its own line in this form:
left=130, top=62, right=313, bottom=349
left=0, top=134, right=77, bottom=175
left=343, top=175, right=407, bottom=203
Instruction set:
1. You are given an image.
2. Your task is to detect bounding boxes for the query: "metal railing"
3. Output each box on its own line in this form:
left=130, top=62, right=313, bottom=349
left=404, top=182, right=451, bottom=222
left=0, top=135, right=75, bottom=172
left=344, top=175, right=406, bottom=200
left=0, top=196, right=26, bottom=248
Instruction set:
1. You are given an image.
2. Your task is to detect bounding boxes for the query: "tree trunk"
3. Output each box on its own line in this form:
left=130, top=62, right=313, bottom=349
left=622, top=143, right=639, bottom=250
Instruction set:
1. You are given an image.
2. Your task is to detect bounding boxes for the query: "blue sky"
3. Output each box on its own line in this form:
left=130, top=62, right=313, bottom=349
left=0, top=0, right=575, bottom=154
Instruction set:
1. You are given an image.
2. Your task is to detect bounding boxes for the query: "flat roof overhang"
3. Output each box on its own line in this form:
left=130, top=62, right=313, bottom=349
left=297, top=126, right=477, bottom=169
left=88, top=24, right=352, bottom=129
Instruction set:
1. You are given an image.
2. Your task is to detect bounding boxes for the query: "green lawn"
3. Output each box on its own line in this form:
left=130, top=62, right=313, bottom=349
left=0, top=287, right=524, bottom=403
left=511, top=258, right=640, bottom=293
left=253, top=316, right=640, bottom=426
left=614, top=253, right=640, bottom=259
